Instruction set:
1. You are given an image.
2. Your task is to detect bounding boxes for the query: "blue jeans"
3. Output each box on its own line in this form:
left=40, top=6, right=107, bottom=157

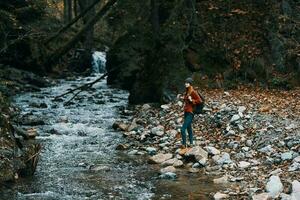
left=181, top=112, right=194, bottom=146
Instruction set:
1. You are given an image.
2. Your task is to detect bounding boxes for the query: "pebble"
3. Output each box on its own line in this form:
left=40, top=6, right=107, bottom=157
left=159, top=172, right=177, bottom=179
left=160, top=166, right=176, bottom=174
left=230, top=114, right=240, bottom=122
left=212, top=153, right=232, bottom=165
left=252, top=193, right=270, bottom=200
left=281, top=151, right=293, bottom=161
left=238, top=161, right=251, bottom=169
left=214, top=192, right=229, bottom=200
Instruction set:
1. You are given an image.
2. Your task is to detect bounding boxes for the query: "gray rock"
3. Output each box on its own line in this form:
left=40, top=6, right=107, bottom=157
left=90, top=165, right=110, bottom=172
left=159, top=172, right=177, bottom=179
left=246, top=140, right=253, bottom=147
left=238, top=161, right=251, bottom=169
left=142, top=104, right=151, bottom=110
left=230, top=114, right=240, bottom=122
left=238, top=106, right=246, bottom=113
left=280, top=193, right=292, bottom=200
left=192, top=162, right=201, bottom=168
left=205, top=146, right=221, bottom=155
left=291, top=180, right=300, bottom=200
left=146, top=147, right=157, bottom=155
left=185, top=146, right=208, bottom=164
left=149, top=153, right=173, bottom=164
left=266, top=175, right=283, bottom=198
left=188, top=168, right=200, bottom=173
left=160, top=166, right=176, bottom=174
left=160, top=104, right=169, bottom=110
left=258, top=145, right=275, bottom=155
left=212, top=153, right=232, bottom=165
left=214, top=192, right=229, bottom=199
left=281, top=151, right=293, bottom=161
left=294, top=156, right=300, bottom=163
left=128, top=150, right=138, bottom=155
left=252, top=193, right=270, bottom=200
left=151, top=125, right=165, bottom=136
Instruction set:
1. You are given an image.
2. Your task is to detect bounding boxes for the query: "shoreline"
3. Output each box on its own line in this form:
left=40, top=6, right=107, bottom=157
left=113, top=87, right=300, bottom=199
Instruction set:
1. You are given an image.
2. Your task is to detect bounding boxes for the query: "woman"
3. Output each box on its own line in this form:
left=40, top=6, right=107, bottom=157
left=180, top=77, right=201, bottom=148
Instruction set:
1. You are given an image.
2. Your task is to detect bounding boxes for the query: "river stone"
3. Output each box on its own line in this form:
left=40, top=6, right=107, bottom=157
left=280, top=193, right=292, bottom=200
left=160, top=104, right=169, bottom=110
left=112, top=121, right=128, bottom=131
left=188, top=168, right=199, bottom=173
left=128, top=150, right=138, bottom=155
left=127, top=120, right=138, bottom=132
left=26, top=128, right=37, bottom=138
left=160, top=166, right=176, bottom=174
left=149, top=153, right=173, bottom=164
left=20, top=115, right=45, bottom=126
left=238, top=106, right=246, bottom=113
left=266, top=175, right=283, bottom=198
left=161, top=158, right=183, bottom=168
left=281, top=151, right=293, bottom=161
left=214, top=192, right=229, bottom=199
left=185, top=146, right=208, bottom=164
left=151, top=125, right=164, bottom=136
left=293, top=156, right=300, bottom=163
left=288, top=162, right=300, bottom=172
left=212, top=153, right=232, bottom=165
left=146, top=147, right=157, bottom=155
left=230, top=114, right=240, bottom=122
left=159, top=172, right=176, bottom=179
left=213, top=176, right=228, bottom=184
left=205, top=146, right=220, bottom=155
left=258, top=145, right=275, bottom=155
left=90, top=165, right=110, bottom=172
left=142, top=104, right=151, bottom=110
left=116, top=144, right=129, bottom=150
left=291, top=180, right=300, bottom=200
left=252, top=193, right=270, bottom=200
left=238, top=161, right=251, bottom=169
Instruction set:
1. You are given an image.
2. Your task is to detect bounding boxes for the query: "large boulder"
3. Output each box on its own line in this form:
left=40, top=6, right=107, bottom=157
left=185, top=146, right=208, bottom=165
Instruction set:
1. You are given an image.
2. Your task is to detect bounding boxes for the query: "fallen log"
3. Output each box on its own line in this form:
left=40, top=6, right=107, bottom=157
left=44, top=0, right=102, bottom=45
left=44, top=0, right=117, bottom=71
left=54, top=72, right=108, bottom=104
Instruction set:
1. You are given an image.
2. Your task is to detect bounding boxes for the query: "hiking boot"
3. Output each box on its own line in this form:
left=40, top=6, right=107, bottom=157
left=187, top=144, right=194, bottom=148
left=179, top=145, right=188, bottom=155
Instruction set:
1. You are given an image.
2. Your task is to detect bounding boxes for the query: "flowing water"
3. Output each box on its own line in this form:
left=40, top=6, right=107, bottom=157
left=0, top=56, right=220, bottom=199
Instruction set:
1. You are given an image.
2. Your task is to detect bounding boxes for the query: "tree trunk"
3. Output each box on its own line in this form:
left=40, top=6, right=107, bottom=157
left=78, top=0, right=96, bottom=50
left=151, top=0, right=160, bottom=40
left=74, top=0, right=78, bottom=17
left=64, top=0, right=73, bottom=23
left=67, top=0, right=73, bottom=22
left=44, top=0, right=117, bottom=71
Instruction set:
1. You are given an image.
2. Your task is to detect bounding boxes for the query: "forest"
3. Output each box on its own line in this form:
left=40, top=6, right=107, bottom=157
left=0, top=0, right=299, bottom=199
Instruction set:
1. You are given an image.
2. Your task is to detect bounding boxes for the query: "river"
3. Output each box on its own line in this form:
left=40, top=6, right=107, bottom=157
left=0, top=73, right=219, bottom=200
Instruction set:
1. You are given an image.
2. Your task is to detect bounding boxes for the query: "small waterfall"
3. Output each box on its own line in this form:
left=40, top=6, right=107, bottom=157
left=91, top=51, right=106, bottom=73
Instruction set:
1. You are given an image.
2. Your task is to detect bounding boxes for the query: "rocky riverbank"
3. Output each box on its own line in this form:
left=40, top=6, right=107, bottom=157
left=0, top=65, right=50, bottom=182
left=113, top=87, right=300, bottom=199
